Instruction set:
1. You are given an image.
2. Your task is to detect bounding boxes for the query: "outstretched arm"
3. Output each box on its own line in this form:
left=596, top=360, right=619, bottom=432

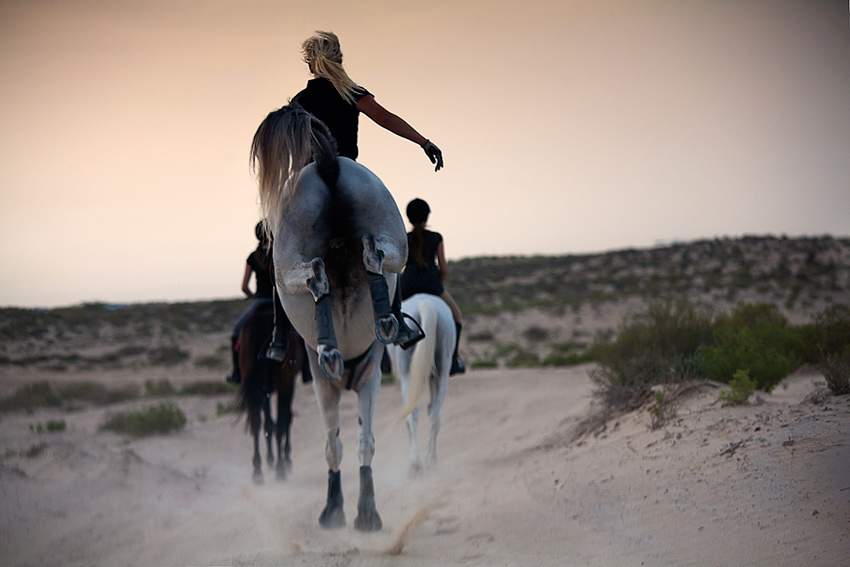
left=356, top=95, right=444, bottom=171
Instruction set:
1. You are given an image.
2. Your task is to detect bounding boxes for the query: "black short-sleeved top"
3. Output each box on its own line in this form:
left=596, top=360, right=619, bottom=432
left=247, top=248, right=274, bottom=299
left=400, top=230, right=445, bottom=300
left=292, top=78, right=371, bottom=160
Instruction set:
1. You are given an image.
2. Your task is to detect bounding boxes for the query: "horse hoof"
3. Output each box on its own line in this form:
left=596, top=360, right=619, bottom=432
left=354, top=509, right=383, bottom=532
left=319, top=506, right=346, bottom=529
left=253, top=471, right=264, bottom=485
left=318, top=346, right=344, bottom=381
left=375, top=316, right=399, bottom=344
left=276, top=462, right=289, bottom=481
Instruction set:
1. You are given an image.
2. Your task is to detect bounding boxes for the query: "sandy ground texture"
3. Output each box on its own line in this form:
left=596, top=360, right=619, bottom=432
left=1, top=363, right=848, bottom=567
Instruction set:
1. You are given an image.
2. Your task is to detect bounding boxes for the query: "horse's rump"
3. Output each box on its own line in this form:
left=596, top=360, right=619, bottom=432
left=272, top=159, right=407, bottom=360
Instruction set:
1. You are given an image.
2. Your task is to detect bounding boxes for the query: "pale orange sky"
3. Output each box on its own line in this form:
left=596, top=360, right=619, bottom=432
left=1, top=0, right=848, bottom=307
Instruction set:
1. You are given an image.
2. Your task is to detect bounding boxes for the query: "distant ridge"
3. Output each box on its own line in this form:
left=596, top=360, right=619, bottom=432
left=1, top=235, right=848, bottom=352
left=446, top=234, right=850, bottom=315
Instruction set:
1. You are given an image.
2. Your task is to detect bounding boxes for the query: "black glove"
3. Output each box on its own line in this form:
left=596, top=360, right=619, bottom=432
left=422, top=140, right=444, bottom=172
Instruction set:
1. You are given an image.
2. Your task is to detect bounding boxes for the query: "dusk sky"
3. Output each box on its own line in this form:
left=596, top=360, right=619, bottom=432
left=1, top=1, right=848, bottom=308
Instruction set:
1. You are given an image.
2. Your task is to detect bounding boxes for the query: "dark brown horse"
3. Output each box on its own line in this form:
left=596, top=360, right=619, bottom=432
left=237, top=302, right=309, bottom=483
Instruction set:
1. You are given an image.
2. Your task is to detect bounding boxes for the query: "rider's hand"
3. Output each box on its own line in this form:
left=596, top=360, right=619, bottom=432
left=422, top=140, right=443, bottom=172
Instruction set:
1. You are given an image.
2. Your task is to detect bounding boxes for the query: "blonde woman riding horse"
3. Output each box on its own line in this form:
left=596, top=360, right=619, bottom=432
left=265, top=30, right=444, bottom=361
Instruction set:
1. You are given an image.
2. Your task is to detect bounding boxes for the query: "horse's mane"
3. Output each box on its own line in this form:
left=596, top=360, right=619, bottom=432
left=251, top=104, right=339, bottom=234
left=251, top=104, right=359, bottom=296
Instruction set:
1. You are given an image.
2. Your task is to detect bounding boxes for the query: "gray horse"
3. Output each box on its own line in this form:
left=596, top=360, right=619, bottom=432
left=251, top=104, right=410, bottom=531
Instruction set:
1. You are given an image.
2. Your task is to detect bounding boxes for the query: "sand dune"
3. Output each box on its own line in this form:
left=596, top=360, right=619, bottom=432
left=1, top=363, right=847, bottom=566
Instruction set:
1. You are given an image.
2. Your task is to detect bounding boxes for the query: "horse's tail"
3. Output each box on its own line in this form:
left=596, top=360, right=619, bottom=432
left=250, top=104, right=339, bottom=232
left=235, top=305, right=275, bottom=428
left=395, top=299, right=439, bottom=424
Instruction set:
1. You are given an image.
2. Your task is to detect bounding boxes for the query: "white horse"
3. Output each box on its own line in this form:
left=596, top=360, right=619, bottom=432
left=251, top=104, right=411, bottom=532
left=388, top=294, right=456, bottom=472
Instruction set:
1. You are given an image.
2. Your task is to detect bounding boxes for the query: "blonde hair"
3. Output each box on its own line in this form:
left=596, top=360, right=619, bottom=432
left=301, top=31, right=362, bottom=104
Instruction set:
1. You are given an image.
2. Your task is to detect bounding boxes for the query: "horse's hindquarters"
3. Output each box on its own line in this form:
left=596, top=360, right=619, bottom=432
left=281, top=286, right=378, bottom=361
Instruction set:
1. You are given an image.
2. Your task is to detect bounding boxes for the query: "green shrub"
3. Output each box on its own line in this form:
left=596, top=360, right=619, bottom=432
left=216, top=400, right=238, bottom=416
left=649, top=390, right=673, bottom=430
left=718, top=370, right=756, bottom=405
left=145, top=379, right=177, bottom=397
left=811, top=305, right=850, bottom=395
left=470, top=359, right=498, bottom=369
left=494, top=343, right=520, bottom=357
left=467, top=331, right=495, bottom=342
left=147, top=346, right=190, bottom=366
left=506, top=350, right=541, bottom=368
left=100, top=402, right=187, bottom=436
left=699, top=303, right=804, bottom=392
left=58, top=381, right=139, bottom=405
left=0, top=382, right=62, bottom=412
left=0, top=381, right=142, bottom=413
left=522, top=326, right=550, bottom=342
left=591, top=298, right=714, bottom=390
left=30, top=419, right=66, bottom=433
left=46, top=419, right=66, bottom=432
left=542, top=351, right=592, bottom=367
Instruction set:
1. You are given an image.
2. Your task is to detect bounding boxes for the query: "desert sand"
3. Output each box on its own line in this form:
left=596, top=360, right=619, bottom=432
left=1, top=360, right=848, bottom=566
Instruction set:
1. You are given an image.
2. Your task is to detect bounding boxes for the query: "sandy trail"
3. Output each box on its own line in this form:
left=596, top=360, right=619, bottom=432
left=1, top=365, right=848, bottom=566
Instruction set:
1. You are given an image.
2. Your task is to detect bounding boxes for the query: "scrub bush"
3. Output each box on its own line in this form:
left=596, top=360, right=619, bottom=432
left=811, top=305, right=850, bottom=395
left=699, top=303, right=805, bottom=392
left=506, top=350, right=541, bottom=368
left=590, top=298, right=714, bottom=400
left=718, top=370, right=756, bottom=405
left=101, top=401, right=186, bottom=437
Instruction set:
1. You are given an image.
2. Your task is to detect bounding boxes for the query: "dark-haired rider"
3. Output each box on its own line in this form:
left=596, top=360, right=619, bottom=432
left=229, top=222, right=311, bottom=384
left=400, top=198, right=466, bottom=375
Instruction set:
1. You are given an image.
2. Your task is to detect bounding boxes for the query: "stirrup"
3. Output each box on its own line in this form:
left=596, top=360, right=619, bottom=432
left=265, top=332, right=286, bottom=361
left=266, top=344, right=285, bottom=362
left=397, top=313, right=425, bottom=350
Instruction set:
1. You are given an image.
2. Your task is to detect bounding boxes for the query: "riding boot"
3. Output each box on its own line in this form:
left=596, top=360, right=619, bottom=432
left=450, top=322, right=466, bottom=376
left=226, top=336, right=241, bottom=384
left=393, top=279, right=424, bottom=350
left=266, top=290, right=287, bottom=361
left=368, top=271, right=423, bottom=349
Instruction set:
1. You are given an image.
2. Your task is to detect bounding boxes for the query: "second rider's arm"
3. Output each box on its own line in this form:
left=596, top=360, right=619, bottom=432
left=240, top=263, right=255, bottom=299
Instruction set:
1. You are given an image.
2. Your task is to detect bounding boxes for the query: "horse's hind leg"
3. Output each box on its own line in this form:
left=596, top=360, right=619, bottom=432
left=263, top=394, right=274, bottom=468
left=249, top=407, right=264, bottom=484
left=275, top=361, right=295, bottom=481
left=426, top=373, right=447, bottom=468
